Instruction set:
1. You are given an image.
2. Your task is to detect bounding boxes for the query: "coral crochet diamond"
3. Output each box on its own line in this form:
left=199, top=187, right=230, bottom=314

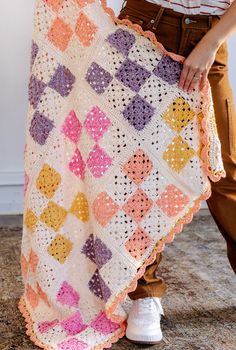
left=125, top=228, right=152, bottom=260
left=87, top=144, right=112, bottom=178
left=43, top=0, right=64, bottom=12
left=84, top=106, right=111, bottom=142
left=93, top=192, right=119, bottom=226
left=123, top=188, right=153, bottom=223
left=156, top=184, right=190, bottom=217
left=48, top=17, right=73, bottom=51
left=123, top=149, right=153, bottom=185
left=75, top=12, right=97, bottom=47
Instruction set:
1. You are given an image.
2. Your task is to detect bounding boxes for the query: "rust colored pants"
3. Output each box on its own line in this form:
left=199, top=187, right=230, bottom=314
left=117, top=0, right=236, bottom=300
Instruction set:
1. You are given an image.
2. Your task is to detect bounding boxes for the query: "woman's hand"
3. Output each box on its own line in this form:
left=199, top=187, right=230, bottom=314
left=178, top=40, right=218, bottom=93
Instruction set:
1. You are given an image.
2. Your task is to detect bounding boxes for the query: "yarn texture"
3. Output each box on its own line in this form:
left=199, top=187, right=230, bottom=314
left=18, top=1, right=226, bottom=349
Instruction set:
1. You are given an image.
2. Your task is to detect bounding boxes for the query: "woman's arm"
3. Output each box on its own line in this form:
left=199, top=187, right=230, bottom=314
left=178, top=0, right=236, bottom=93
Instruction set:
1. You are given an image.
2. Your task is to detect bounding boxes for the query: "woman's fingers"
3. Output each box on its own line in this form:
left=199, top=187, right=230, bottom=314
left=179, top=64, right=203, bottom=92
left=199, top=71, right=208, bottom=90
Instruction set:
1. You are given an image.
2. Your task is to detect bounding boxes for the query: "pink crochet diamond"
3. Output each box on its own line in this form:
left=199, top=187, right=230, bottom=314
left=60, top=310, right=87, bottom=335
left=61, top=110, right=82, bottom=143
left=56, top=281, right=80, bottom=307
left=58, top=338, right=88, bottom=350
left=90, top=311, right=120, bottom=335
left=38, top=319, right=59, bottom=334
left=69, top=148, right=86, bottom=179
left=84, top=106, right=111, bottom=142
left=87, top=144, right=112, bottom=178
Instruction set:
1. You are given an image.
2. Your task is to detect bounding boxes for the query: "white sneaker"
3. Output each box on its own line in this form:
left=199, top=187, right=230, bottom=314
left=125, top=297, right=164, bottom=344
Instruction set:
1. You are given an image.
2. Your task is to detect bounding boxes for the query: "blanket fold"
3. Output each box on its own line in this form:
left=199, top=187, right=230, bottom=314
left=18, top=1, right=226, bottom=349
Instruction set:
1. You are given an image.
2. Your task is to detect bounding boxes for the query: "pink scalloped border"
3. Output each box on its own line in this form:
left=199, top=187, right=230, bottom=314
left=18, top=1, right=226, bottom=350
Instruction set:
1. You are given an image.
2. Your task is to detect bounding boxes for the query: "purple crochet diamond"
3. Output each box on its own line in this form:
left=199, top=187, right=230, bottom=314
left=81, top=234, right=112, bottom=269
left=28, top=75, right=47, bottom=109
left=30, top=41, right=39, bottom=69
left=88, top=269, right=111, bottom=301
left=106, top=28, right=136, bottom=56
left=29, top=111, right=54, bottom=145
left=153, top=55, right=183, bottom=85
left=123, top=95, right=155, bottom=131
left=115, top=58, right=151, bottom=93
left=48, top=64, right=76, bottom=97
left=85, top=62, right=113, bottom=94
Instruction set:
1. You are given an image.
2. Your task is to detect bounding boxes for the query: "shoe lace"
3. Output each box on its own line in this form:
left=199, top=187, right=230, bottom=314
left=136, top=297, right=164, bottom=316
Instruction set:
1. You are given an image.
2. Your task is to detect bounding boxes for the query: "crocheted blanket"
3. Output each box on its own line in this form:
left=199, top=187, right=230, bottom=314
left=18, top=1, right=226, bottom=349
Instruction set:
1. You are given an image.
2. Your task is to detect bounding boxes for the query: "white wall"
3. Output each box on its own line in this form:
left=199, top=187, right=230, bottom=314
left=0, top=0, right=235, bottom=214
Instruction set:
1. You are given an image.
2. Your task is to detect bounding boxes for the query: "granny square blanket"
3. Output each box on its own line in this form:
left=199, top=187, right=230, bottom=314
left=18, top=1, right=226, bottom=349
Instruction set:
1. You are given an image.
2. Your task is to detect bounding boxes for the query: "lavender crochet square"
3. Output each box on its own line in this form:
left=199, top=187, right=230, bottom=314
left=28, top=75, right=47, bottom=109
left=106, top=28, right=136, bottom=56
left=48, top=64, right=76, bottom=97
left=153, top=55, right=183, bottom=85
left=30, top=41, right=39, bottom=69
left=85, top=62, right=113, bottom=94
left=88, top=269, right=111, bottom=301
left=81, top=234, right=112, bottom=269
left=115, top=58, right=151, bottom=93
left=123, top=95, right=155, bottom=131
left=29, top=111, right=54, bottom=145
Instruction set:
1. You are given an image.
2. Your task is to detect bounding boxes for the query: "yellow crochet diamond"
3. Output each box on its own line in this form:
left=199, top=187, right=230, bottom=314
left=24, top=208, right=38, bottom=232
left=163, top=135, right=195, bottom=173
left=163, top=97, right=195, bottom=133
left=40, top=201, right=67, bottom=231
left=47, top=234, right=73, bottom=264
left=36, top=163, right=61, bottom=199
left=70, top=192, right=89, bottom=223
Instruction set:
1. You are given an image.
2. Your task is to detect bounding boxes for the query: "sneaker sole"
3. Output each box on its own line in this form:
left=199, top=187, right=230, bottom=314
left=125, top=335, right=163, bottom=345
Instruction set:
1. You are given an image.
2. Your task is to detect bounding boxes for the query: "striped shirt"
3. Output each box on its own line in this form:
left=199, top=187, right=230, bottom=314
left=146, top=0, right=234, bottom=15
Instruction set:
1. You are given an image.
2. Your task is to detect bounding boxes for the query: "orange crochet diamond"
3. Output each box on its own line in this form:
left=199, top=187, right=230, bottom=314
left=40, top=201, right=68, bottom=231
left=20, top=254, right=28, bottom=279
left=43, top=0, right=64, bottom=12
left=75, top=12, right=97, bottom=47
left=47, top=234, right=73, bottom=264
left=28, top=249, right=39, bottom=274
left=156, top=184, right=190, bottom=217
left=48, top=17, right=73, bottom=51
left=123, top=149, right=153, bottom=185
left=163, top=135, right=195, bottom=173
left=36, top=163, right=61, bottom=199
left=76, top=0, right=95, bottom=7
left=163, top=97, right=195, bottom=133
left=26, top=284, right=39, bottom=309
left=93, top=192, right=119, bottom=227
left=24, top=208, right=38, bottom=232
left=37, top=282, right=51, bottom=307
left=125, top=228, right=152, bottom=260
left=70, top=192, right=89, bottom=223
left=123, top=189, right=153, bottom=223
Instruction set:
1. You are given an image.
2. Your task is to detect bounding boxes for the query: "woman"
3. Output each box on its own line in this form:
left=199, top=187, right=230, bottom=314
left=117, top=0, right=236, bottom=344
